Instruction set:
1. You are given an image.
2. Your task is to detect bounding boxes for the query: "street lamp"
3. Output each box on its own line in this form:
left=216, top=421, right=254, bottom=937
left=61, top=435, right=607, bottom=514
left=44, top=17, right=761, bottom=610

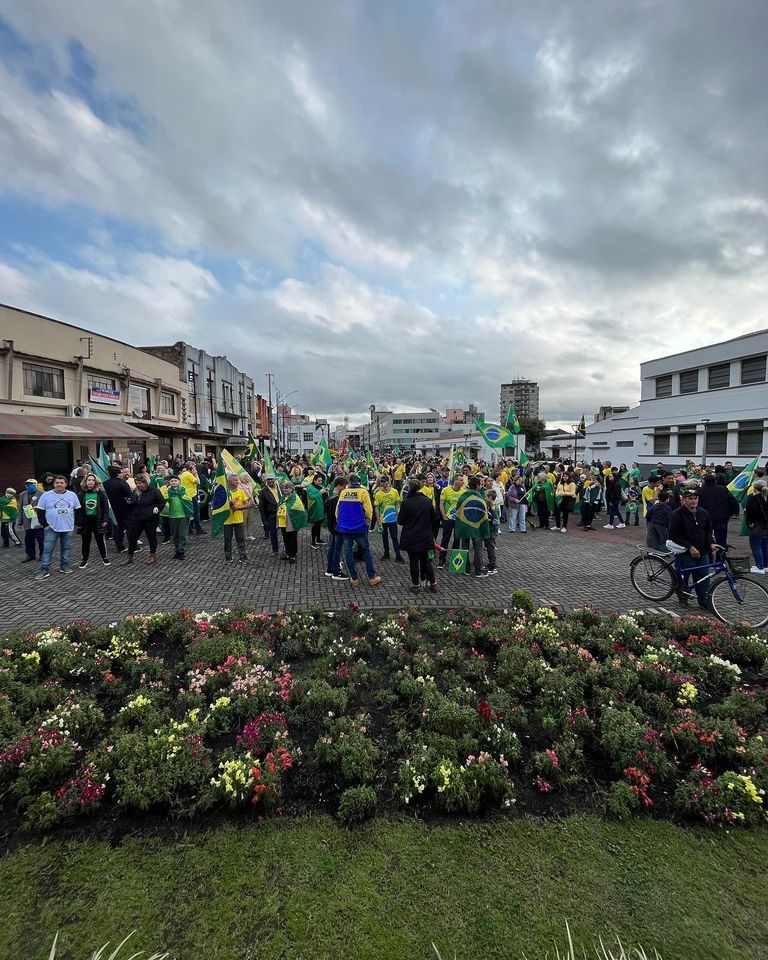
left=701, top=419, right=710, bottom=469
left=276, top=389, right=298, bottom=457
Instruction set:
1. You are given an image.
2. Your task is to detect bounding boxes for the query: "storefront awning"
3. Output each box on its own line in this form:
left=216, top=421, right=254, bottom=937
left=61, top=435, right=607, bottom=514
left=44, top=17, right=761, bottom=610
left=0, top=412, right=157, bottom=441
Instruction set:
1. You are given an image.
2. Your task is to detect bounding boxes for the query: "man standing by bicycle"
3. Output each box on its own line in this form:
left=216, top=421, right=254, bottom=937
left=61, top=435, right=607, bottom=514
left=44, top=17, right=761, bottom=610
left=668, top=487, right=715, bottom=608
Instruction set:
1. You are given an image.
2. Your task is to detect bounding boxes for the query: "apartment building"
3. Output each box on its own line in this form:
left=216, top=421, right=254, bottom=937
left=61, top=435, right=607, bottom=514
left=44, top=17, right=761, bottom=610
left=499, top=379, right=539, bottom=422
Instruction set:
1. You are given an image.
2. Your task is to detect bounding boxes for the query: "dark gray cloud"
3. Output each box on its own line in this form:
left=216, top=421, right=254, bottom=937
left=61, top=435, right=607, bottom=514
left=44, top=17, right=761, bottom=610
left=0, top=0, right=767, bottom=428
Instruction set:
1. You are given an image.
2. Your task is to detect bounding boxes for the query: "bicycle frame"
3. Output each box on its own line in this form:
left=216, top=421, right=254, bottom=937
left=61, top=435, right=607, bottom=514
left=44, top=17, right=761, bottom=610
left=643, top=549, right=745, bottom=604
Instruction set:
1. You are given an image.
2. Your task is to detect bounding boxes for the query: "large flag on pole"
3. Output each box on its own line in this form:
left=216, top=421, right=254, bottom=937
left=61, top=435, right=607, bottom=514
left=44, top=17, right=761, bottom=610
left=221, top=448, right=256, bottom=498
left=209, top=452, right=230, bottom=538
left=505, top=405, right=521, bottom=434
left=311, top=437, right=333, bottom=469
left=519, top=449, right=530, bottom=467
left=244, top=432, right=257, bottom=461
left=263, top=447, right=275, bottom=475
left=475, top=419, right=515, bottom=449
left=98, top=442, right=111, bottom=471
left=577, top=414, right=586, bottom=435
left=88, top=456, right=117, bottom=524
left=727, top=455, right=760, bottom=502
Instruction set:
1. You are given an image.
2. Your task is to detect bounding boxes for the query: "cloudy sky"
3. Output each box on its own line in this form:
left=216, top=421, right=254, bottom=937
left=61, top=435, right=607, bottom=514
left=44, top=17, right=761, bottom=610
left=1, top=1, right=766, bottom=429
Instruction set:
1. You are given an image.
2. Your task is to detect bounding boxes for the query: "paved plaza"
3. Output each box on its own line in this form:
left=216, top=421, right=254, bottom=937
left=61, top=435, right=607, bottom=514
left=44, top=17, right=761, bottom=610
left=0, top=518, right=750, bottom=633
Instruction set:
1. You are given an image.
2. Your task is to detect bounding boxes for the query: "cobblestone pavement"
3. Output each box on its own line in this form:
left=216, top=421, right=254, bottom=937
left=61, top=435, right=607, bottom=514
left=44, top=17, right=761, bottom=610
left=0, top=516, right=750, bottom=633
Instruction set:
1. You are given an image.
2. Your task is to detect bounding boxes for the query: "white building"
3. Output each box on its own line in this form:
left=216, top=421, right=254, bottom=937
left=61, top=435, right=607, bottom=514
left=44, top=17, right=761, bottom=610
left=585, top=329, right=768, bottom=471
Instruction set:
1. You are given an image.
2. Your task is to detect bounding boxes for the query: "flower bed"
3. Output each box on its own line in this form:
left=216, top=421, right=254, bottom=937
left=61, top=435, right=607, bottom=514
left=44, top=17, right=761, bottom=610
left=1, top=602, right=766, bottom=836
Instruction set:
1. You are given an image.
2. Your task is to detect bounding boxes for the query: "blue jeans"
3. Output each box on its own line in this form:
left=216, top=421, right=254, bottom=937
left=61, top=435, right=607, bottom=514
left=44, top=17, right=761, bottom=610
left=508, top=504, right=526, bottom=531
left=326, top=532, right=343, bottom=574
left=382, top=522, right=402, bottom=559
left=748, top=532, right=768, bottom=570
left=266, top=518, right=279, bottom=553
left=41, top=528, right=73, bottom=572
left=342, top=530, right=375, bottom=580
left=678, top=553, right=710, bottom=605
left=439, top=518, right=456, bottom=563
left=608, top=502, right=625, bottom=525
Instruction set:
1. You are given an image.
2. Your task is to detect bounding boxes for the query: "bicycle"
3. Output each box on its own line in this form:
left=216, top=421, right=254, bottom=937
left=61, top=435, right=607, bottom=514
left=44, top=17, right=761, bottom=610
left=629, top=543, right=768, bottom=628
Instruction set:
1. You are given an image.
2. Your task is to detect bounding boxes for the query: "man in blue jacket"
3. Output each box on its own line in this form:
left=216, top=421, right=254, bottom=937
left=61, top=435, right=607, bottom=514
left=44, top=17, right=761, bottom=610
left=335, top=474, right=382, bottom=587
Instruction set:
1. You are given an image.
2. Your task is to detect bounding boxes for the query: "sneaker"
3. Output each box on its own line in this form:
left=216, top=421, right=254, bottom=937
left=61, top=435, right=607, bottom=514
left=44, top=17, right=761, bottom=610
left=137, top=540, right=144, bottom=546
left=332, top=573, right=349, bottom=581
left=395, top=556, right=405, bottom=564
left=750, top=566, right=766, bottom=575
left=310, top=543, right=320, bottom=550
left=616, top=523, right=626, bottom=529
left=287, top=557, right=296, bottom=564
left=246, top=536, right=257, bottom=541
left=316, top=539, right=326, bottom=545
left=226, top=558, right=234, bottom=564
left=60, top=567, right=73, bottom=574
left=324, top=571, right=335, bottom=577
left=161, top=538, right=171, bottom=545
left=408, top=584, right=420, bottom=593
left=78, top=561, right=89, bottom=569
left=102, top=559, right=111, bottom=566
left=134, top=545, right=143, bottom=554
left=238, top=558, right=248, bottom=564
left=118, top=547, right=129, bottom=554
left=369, top=576, right=382, bottom=586
left=349, top=578, right=361, bottom=586
left=603, top=524, right=614, bottom=529
left=21, top=556, right=35, bottom=563
left=474, top=571, right=490, bottom=578
left=560, top=528, right=566, bottom=533
left=35, top=571, right=50, bottom=580
left=487, top=568, right=498, bottom=576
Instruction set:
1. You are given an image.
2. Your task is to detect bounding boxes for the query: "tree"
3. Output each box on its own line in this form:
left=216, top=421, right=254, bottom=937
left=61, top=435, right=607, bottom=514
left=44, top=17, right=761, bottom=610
left=519, top=417, right=546, bottom=450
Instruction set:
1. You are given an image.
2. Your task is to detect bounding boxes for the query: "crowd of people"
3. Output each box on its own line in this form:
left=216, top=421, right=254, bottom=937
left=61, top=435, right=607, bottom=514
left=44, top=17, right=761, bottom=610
left=1, top=451, right=766, bottom=599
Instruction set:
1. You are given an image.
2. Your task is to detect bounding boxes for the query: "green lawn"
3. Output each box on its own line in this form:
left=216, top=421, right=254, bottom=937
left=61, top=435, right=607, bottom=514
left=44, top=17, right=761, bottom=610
left=2, top=815, right=766, bottom=960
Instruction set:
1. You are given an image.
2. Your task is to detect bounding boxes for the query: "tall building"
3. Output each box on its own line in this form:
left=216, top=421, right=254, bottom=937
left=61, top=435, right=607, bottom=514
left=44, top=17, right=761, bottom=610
left=500, top=380, right=539, bottom=422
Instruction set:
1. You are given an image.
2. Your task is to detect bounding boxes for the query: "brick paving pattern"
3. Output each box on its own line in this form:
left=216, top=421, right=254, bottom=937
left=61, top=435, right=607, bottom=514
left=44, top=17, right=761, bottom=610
left=0, top=517, right=750, bottom=633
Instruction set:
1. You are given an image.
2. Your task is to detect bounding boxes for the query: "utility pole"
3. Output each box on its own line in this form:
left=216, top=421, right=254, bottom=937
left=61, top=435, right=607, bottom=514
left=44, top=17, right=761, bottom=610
left=265, top=373, right=274, bottom=455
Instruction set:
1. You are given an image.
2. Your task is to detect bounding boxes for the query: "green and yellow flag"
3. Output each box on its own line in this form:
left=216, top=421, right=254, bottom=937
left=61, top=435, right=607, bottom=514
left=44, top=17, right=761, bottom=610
left=209, top=452, right=231, bottom=538
left=727, top=455, right=760, bottom=502
left=505, top=405, right=521, bottom=434
left=311, top=437, right=333, bottom=469
left=475, top=419, right=515, bottom=449
left=0, top=495, right=18, bottom=522
left=244, top=432, right=257, bottom=461
left=278, top=484, right=308, bottom=531
left=519, top=449, right=529, bottom=467
left=577, top=414, right=586, bottom=435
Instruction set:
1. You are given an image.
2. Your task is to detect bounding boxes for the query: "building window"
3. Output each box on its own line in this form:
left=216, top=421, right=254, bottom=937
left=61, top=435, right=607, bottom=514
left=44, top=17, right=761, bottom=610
left=616, top=440, right=634, bottom=448
left=738, top=421, right=764, bottom=456
left=129, top=384, right=151, bottom=419
left=303, top=432, right=314, bottom=442
left=221, top=381, right=233, bottom=412
left=679, top=370, right=699, bottom=394
left=88, top=375, right=116, bottom=392
left=677, top=426, right=697, bottom=457
left=653, top=430, right=670, bottom=456
left=704, top=422, right=727, bottom=456
left=23, top=362, right=65, bottom=399
left=160, top=392, right=176, bottom=416
left=655, top=375, right=672, bottom=399
left=708, top=363, right=730, bottom=390
left=741, top=355, right=766, bottom=385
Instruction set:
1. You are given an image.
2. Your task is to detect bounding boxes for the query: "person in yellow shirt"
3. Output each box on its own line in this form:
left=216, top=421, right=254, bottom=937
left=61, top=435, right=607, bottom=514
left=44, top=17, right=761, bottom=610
left=392, top=460, right=406, bottom=493
left=642, top=476, right=661, bottom=520
left=373, top=474, right=404, bottom=562
left=180, top=461, right=203, bottom=535
left=223, top=473, right=251, bottom=564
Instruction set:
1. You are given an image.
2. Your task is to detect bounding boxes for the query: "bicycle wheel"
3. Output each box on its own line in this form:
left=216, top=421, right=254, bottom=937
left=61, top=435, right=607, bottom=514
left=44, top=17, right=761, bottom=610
left=629, top=554, right=676, bottom=601
left=708, top=575, right=768, bottom=628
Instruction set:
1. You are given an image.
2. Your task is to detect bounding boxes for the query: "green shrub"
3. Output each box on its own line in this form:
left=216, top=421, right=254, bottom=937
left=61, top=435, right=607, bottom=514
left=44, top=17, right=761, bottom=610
left=510, top=589, right=534, bottom=613
left=337, top=785, right=377, bottom=823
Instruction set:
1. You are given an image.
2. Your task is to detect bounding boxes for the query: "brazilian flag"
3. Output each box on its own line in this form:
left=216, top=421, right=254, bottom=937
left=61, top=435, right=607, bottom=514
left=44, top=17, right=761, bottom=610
left=209, top=452, right=230, bottom=538
left=577, top=414, right=586, bottom=436
left=278, top=487, right=308, bottom=532
left=448, top=548, right=468, bottom=575
left=505, top=405, right=521, bottom=434
left=0, top=496, right=18, bottom=523
left=244, top=432, right=257, bottom=461
left=453, top=490, right=490, bottom=540
left=306, top=483, right=326, bottom=523
left=475, top=419, right=515, bottom=449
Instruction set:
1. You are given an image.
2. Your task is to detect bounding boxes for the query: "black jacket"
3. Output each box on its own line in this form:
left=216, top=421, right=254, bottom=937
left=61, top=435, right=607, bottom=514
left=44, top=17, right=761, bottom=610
left=104, top=477, right=134, bottom=520
left=668, top=506, right=714, bottom=554
left=745, top=492, right=768, bottom=536
left=648, top=500, right=672, bottom=532
left=697, top=483, right=739, bottom=525
left=130, top=487, right=165, bottom=522
left=325, top=494, right=340, bottom=534
left=258, top=485, right=280, bottom=523
left=397, top=491, right=435, bottom=551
